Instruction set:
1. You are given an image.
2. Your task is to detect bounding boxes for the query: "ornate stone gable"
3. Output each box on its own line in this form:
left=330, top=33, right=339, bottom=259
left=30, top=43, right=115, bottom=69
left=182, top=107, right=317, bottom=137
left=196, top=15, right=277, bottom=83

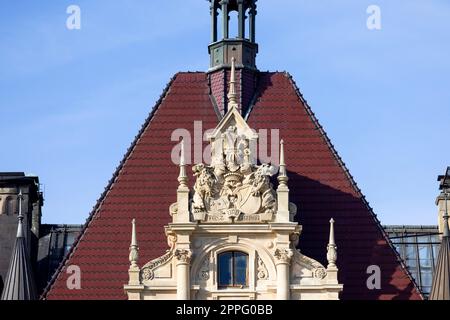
left=192, top=106, right=278, bottom=224
left=124, top=59, right=343, bottom=301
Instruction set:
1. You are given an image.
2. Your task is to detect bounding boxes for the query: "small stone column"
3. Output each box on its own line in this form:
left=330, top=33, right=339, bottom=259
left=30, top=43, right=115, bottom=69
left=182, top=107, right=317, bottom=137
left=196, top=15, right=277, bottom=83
left=249, top=3, right=256, bottom=43
left=210, top=2, right=218, bottom=42
left=274, top=248, right=293, bottom=300
left=220, top=0, right=229, bottom=39
left=175, top=249, right=192, bottom=300
left=237, top=0, right=245, bottom=39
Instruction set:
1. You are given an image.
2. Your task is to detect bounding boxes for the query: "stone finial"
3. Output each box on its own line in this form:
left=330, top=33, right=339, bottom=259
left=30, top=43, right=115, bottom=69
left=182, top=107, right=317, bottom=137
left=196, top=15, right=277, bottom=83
left=129, top=219, right=139, bottom=268
left=327, top=218, right=337, bottom=269
left=227, top=57, right=239, bottom=110
left=178, top=139, right=188, bottom=188
left=278, top=139, right=288, bottom=185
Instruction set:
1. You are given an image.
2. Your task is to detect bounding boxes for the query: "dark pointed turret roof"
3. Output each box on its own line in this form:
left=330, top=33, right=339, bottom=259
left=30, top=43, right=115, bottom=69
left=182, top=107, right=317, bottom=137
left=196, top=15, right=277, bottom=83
left=1, top=192, right=37, bottom=301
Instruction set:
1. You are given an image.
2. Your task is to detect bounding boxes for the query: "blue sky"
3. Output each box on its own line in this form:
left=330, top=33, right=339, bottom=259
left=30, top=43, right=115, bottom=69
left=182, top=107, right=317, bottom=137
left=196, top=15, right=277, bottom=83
left=0, top=0, right=449, bottom=225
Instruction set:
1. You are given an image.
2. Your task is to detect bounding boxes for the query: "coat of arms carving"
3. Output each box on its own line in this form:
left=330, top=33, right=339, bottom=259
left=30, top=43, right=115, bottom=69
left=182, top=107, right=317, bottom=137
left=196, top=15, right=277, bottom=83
left=191, top=112, right=278, bottom=223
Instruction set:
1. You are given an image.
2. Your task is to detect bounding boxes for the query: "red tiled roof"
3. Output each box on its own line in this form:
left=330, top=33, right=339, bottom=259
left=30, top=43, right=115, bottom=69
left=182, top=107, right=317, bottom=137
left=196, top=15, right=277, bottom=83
left=43, top=71, right=422, bottom=300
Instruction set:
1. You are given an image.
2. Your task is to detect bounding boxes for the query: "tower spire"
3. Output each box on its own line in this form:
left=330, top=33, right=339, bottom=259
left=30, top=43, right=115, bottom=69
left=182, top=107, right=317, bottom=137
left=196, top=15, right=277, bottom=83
left=208, top=0, right=258, bottom=72
left=227, top=57, right=238, bottom=110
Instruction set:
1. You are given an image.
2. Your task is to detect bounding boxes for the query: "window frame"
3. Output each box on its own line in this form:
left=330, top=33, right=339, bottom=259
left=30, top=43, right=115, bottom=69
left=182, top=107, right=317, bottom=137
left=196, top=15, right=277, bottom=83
left=217, top=251, right=249, bottom=289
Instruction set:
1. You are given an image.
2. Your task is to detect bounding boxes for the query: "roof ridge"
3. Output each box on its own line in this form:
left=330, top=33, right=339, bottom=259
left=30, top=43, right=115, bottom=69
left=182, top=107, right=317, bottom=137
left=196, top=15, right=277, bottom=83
left=283, top=71, right=424, bottom=299
left=40, top=72, right=181, bottom=300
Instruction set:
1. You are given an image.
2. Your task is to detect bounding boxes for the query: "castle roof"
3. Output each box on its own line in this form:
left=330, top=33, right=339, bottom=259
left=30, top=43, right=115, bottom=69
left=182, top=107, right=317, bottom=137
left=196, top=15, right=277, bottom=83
left=43, top=71, right=422, bottom=300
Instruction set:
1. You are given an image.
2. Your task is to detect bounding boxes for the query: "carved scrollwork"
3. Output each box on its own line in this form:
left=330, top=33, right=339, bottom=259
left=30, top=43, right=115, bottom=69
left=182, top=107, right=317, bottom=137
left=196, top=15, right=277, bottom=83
left=313, top=268, right=327, bottom=280
left=293, top=250, right=324, bottom=269
left=167, top=234, right=177, bottom=249
left=141, top=268, right=154, bottom=281
left=257, top=256, right=269, bottom=280
left=169, top=203, right=178, bottom=216
left=198, top=256, right=210, bottom=281
left=140, top=250, right=173, bottom=282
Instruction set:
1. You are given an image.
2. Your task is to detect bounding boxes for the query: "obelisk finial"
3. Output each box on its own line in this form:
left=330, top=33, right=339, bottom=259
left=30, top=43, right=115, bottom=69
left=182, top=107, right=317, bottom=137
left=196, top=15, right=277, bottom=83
left=129, top=219, right=139, bottom=268
left=278, top=140, right=289, bottom=185
left=327, top=218, right=337, bottom=269
left=227, top=57, right=238, bottom=110
left=178, top=139, right=188, bottom=188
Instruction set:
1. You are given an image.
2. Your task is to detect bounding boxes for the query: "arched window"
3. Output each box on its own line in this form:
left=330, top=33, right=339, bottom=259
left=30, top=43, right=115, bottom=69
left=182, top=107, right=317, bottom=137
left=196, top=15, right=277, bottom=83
left=4, top=196, right=16, bottom=215
left=218, top=251, right=248, bottom=288
left=229, top=11, right=239, bottom=39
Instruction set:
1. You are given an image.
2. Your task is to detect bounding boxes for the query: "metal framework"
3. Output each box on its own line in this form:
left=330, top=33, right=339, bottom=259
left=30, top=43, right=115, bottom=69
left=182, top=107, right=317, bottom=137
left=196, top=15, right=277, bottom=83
left=385, top=225, right=441, bottom=297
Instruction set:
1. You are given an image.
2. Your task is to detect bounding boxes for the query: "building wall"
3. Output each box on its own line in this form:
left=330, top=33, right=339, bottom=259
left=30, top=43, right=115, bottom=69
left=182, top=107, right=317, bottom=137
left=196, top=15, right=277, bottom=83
left=0, top=173, right=82, bottom=298
left=0, top=176, right=42, bottom=287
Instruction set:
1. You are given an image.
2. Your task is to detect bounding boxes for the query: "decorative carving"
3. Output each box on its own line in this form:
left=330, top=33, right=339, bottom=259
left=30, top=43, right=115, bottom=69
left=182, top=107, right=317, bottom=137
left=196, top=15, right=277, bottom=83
left=191, top=125, right=278, bottom=223
left=293, top=250, right=324, bottom=270
left=313, top=268, right=327, bottom=280
left=169, top=203, right=178, bottom=216
left=290, top=233, right=300, bottom=248
left=175, top=249, right=192, bottom=264
left=140, top=251, right=173, bottom=282
left=142, top=268, right=154, bottom=281
left=257, top=256, right=268, bottom=280
left=327, top=247, right=337, bottom=267
left=167, top=234, right=177, bottom=249
left=199, top=256, right=210, bottom=281
left=274, top=248, right=293, bottom=264
left=265, top=240, right=274, bottom=249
